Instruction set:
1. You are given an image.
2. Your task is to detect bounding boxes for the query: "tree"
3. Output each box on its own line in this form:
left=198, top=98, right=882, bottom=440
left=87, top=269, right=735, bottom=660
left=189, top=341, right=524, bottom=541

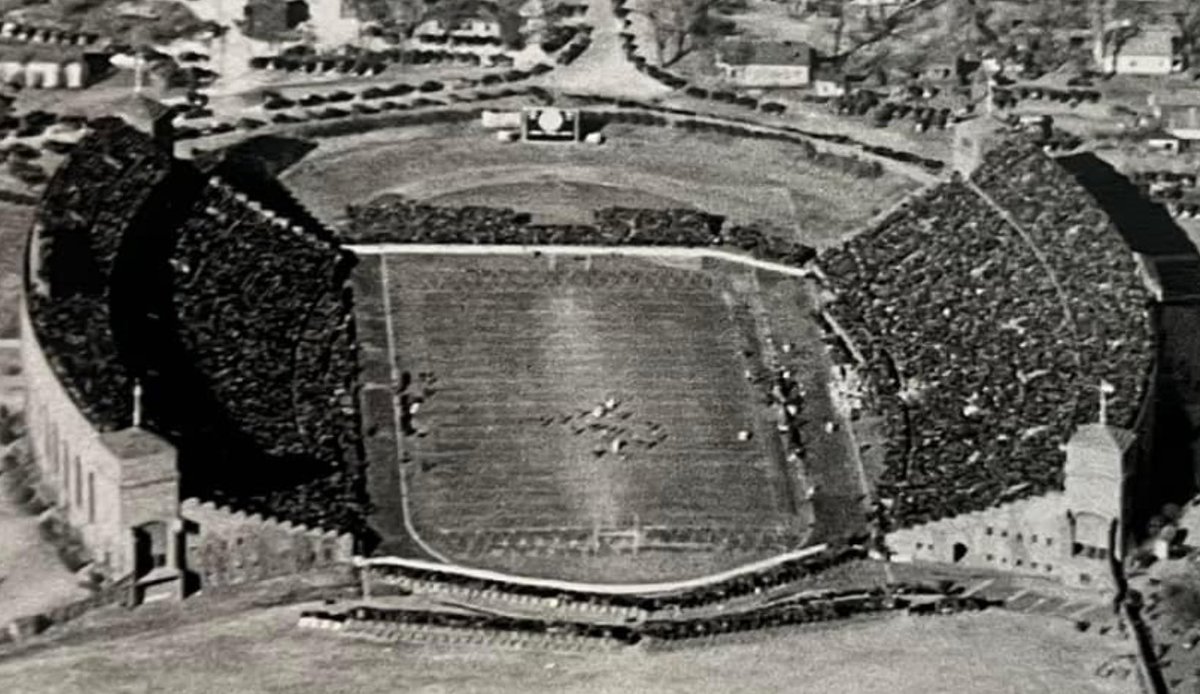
left=646, top=0, right=713, bottom=66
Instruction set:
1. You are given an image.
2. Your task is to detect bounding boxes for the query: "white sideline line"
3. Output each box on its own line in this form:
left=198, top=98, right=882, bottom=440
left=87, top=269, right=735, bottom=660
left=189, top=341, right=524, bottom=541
left=377, top=254, right=454, bottom=564
left=357, top=543, right=830, bottom=595
left=347, top=244, right=814, bottom=279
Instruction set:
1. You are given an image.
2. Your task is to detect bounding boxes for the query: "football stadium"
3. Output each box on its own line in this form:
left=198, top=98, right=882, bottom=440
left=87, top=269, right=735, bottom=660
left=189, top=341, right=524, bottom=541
left=11, top=101, right=1168, bottom=650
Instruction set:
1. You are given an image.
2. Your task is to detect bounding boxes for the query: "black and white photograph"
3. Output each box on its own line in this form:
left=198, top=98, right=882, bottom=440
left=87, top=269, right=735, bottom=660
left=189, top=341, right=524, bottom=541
left=0, top=0, right=1198, bottom=691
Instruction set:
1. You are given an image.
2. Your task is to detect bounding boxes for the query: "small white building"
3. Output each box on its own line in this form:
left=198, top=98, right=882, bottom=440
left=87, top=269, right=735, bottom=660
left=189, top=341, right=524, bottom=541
left=0, top=47, right=98, bottom=89
left=1099, top=26, right=1182, bottom=75
left=415, top=17, right=502, bottom=39
left=715, top=40, right=815, bottom=88
left=1156, top=104, right=1200, bottom=141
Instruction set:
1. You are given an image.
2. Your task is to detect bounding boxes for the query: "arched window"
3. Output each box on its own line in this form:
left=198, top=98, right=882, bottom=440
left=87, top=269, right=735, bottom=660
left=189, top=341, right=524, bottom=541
left=952, top=543, right=968, bottom=563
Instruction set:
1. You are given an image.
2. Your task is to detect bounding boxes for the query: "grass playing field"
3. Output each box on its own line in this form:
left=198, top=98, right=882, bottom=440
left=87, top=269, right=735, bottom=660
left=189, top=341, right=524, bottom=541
left=352, top=251, right=856, bottom=582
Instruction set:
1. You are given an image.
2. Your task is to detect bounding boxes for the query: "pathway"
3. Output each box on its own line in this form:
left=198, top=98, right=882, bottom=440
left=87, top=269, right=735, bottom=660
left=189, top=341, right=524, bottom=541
left=536, top=0, right=671, bottom=100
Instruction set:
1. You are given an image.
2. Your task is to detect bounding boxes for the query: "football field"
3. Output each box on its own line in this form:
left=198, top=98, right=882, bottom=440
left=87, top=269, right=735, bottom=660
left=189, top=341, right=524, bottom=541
left=352, top=251, right=853, bottom=581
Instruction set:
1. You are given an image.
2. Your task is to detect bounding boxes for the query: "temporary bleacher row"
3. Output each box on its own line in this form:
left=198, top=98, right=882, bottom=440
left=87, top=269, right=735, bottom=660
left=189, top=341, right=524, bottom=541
left=343, top=197, right=817, bottom=266
left=300, top=584, right=951, bottom=649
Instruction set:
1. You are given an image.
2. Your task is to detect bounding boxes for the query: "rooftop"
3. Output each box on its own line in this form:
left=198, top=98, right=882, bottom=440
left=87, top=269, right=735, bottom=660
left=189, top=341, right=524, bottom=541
left=1161, top=103, right=1200, bottom=131
left=1114, top=26, right=1178, bottom=58
left=100, top=427, right=174, bottom=459
left=717, top=40, right=814, bottom=67
left=0, top=39, right=94, bottom=64
left=1071, top=423, right=1137, bottom=454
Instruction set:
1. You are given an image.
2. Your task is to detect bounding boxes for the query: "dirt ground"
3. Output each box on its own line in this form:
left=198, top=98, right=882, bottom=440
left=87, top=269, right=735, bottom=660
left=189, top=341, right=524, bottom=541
left=0, top=602, right=1139, bottom=694
left=0, top=445, right=91, bottom=624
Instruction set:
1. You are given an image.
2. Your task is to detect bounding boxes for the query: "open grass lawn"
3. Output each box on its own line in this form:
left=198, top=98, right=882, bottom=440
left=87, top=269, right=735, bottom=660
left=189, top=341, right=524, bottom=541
left=351, top=252, right=857, bottom=581
left=0, top=603, right=1137, bottom=694
left=0, top=202, right=34, bottom=339
left=280, top=123, right=917, bottom=247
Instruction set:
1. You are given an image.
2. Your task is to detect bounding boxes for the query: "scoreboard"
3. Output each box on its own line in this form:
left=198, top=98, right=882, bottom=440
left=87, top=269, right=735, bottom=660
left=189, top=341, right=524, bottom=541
left=521, top=107, right=581, bottom=142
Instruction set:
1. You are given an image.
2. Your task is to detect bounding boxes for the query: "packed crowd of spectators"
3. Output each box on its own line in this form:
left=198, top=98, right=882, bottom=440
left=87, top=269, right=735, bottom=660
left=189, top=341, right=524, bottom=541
left=972, top=139, right=1154, bottom=428
left=819, top=143, right=1153, bottom=529
left=29, top=119, right=175, bottom=430
left=171, top=181, right=355, bottom=443
left=167, top=178, right=368, bottom=532
left=32, top=120, right=371, bottom=533
left=822, top=179, right=1092, bottom=527
left=342, top=196, right=816, bottom=266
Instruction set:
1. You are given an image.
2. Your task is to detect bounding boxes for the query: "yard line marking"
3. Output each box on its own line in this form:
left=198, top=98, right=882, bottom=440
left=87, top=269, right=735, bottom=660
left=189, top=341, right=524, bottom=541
left=378, top=253, right=453, bottom=564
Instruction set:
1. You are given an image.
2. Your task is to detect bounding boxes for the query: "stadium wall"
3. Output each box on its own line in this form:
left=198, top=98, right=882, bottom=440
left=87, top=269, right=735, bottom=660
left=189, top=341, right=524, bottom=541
left=887, top=372, right=1158, bottom=593
left=20, top=289, right=182, bottom=591
left=180, top=498, right=354, bottom=590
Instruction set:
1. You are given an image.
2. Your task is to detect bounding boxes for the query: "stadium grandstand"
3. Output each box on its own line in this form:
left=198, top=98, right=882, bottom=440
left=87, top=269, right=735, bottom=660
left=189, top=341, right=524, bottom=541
left=15, top=105, right=1165, bottom=606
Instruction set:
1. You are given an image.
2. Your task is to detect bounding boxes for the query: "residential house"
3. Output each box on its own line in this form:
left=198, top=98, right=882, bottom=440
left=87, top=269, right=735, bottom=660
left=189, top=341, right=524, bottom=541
left=0, top=42, right=107, bottom=89
left=716, top=40, right=815, bottom=88
left=1156, top=104, right=1200, bottom=141
left=414, top=2, right=522, bottom=46
left=1099, top=25, right=1182, bottom=75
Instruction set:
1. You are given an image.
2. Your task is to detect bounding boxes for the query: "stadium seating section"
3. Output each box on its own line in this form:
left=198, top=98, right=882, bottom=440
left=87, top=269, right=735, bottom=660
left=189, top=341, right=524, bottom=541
left=28, top=121, right=1153, bottom=541
left=819, top=139, right=1153, bottom=528
left=30, top=118, right=175, bottom=430
left=29, top=123, right=368, bottom=533
left=343, top=196, right=817, bottom=266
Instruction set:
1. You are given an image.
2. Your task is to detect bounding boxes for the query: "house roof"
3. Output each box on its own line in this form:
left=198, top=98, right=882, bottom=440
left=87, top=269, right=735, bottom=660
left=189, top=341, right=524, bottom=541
left=114, top=94, right=176, bottom=125
left=1161, top=103, right=1200, bottom=131
left=419, top=0, right=522, bottom=44
left=717, top=40, right=813, bottom=67
left=1116, top=27, right=1177, bottom=58
left=100, top=427, right=174, bottom=459
left=0, top=39, right=90, bottom=64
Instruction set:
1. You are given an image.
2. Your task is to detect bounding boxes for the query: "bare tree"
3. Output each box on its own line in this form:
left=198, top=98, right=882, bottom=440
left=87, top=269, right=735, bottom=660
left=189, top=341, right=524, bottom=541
left=646, top=0, right=713, bottom=66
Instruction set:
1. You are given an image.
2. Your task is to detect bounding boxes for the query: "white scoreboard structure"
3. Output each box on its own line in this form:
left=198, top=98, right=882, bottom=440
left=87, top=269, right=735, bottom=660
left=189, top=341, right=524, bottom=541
left=521, top=107, right=582, bottom=142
